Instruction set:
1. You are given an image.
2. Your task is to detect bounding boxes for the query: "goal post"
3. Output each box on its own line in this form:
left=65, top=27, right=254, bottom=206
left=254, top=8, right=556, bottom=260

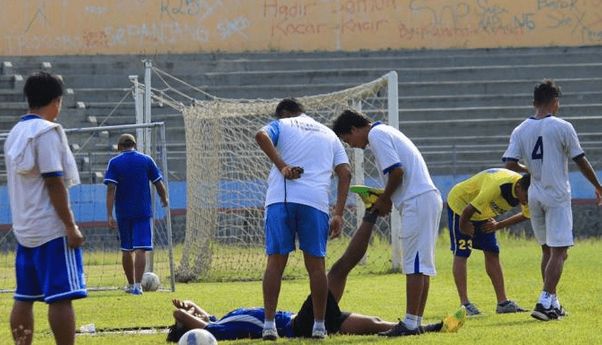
left=175, top=72, right=401, bottom=282
left=0, top=122, right=176, bottom=293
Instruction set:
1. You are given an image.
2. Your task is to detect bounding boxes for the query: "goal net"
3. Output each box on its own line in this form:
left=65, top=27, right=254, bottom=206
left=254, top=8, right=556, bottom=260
left=0, top=122, right=175, bottom=292
left=174, top=72, right=400, bottom=282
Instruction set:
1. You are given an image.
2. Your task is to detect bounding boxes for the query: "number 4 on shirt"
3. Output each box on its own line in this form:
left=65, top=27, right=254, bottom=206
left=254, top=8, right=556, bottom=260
left=531, top=136, right=543, bottom=159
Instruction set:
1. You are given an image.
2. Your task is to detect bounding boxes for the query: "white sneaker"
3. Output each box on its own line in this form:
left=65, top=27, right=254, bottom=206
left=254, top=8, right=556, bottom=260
left=312, top=328, right=327, bottom=339
left=262, top=328, right=278, bottom=341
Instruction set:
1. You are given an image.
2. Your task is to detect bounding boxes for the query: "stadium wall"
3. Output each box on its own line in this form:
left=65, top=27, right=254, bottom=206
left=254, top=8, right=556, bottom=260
left=1, top=0, right=601, bottom=56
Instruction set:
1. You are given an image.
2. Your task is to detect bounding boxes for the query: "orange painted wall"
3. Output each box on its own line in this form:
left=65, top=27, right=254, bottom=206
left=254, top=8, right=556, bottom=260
left=1, top=0, right=601, bottom=56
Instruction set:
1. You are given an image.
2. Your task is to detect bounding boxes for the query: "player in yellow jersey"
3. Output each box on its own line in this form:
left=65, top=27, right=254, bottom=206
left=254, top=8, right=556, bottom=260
left=447, top=168, right=530, bottom=316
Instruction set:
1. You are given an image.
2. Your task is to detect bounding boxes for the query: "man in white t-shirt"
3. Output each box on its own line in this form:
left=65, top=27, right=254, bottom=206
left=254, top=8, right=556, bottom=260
left=332, top=109, right=443, bottom=336
left=503, top=79, right=602, bottom=321
left=4, top=72, right=87, bottom=345
left=255, top=98, right=351, bottom=340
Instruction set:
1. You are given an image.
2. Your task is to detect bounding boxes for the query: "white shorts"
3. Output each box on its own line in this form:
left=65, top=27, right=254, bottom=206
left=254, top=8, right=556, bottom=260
left=529, top=192, right=573, bottom=247
left=398, top=190, right=442, bottom=276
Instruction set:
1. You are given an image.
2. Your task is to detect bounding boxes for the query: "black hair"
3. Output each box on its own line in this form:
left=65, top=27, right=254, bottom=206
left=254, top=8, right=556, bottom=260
left=118, top=140, right=136, bottom=149
left=518, top=173, right=531, bottom=191
left=274, top=98, right=304, bottom=118
left=332, top=109, right=371, bottom=136
left=23, top=72, right=64, bottom=109
left=166, top=323, right=189, bottom=343
left=533, top=79, right=561, bottom=107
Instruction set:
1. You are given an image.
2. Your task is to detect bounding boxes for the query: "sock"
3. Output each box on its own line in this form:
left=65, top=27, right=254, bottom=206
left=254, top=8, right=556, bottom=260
left=538, top=291, right=552, bottom=309
left=263, top=320, right=276, bottom=330
left=551, top=294, right=560, bottom=309
left=312, top=320, right=326, bottom=331
left=133, top=283, right=141, bottom=290
left=403, top=314, right=419, bottom=330
left=417, top=316, right=423, bottom=327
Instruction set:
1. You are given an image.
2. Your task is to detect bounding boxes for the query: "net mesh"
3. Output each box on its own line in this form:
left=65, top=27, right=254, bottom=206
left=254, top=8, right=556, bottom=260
left=0, top=123, right=175, bottom=292
left=175, top=75, right=394, bottom=282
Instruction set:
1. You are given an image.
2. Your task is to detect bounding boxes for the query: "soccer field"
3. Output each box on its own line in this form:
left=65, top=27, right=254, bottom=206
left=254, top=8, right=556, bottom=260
left=1, top=235, right=600, bottom=345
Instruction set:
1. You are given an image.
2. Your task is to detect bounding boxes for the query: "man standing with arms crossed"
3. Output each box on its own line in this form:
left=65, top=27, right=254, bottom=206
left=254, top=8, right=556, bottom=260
left=332, top=109, right=442, bottom=336
left=5, top=72, right=87, bottom=345
left=503, top=79, right=602, bottom=321
left=104, top=134, right=169, bottom=295
left=256, top=98, right=351, bottom=340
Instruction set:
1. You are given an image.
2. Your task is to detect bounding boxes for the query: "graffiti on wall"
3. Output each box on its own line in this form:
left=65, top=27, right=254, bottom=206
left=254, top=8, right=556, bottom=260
left=1, top=0, right=601, bottom=55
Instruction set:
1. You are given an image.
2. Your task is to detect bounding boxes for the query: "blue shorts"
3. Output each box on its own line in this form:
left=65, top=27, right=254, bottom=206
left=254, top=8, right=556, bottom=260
left=14, top=236, right=87, bottom=303
left=117, top=217, right=152, bottom=251
left=265, top=203, right=329, bottom=257
left=447, top=208, right=499, bottom=258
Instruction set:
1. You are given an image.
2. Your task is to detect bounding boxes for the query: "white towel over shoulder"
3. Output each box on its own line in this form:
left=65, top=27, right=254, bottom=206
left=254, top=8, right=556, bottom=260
left=5, top=118, right=80, bottom=187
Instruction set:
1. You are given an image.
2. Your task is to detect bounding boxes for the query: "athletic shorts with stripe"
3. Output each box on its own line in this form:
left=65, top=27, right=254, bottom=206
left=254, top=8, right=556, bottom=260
left=14, top=236, right=87, bottom=303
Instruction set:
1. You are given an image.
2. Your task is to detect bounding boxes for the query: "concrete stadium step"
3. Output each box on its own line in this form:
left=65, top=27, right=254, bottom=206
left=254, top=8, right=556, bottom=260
left=145, top=63, right=602, bottom=87
left=0, top=89, right=24, bottom=102
left=392, top=104, right=602, bottom=121
left=6, top=46, right=602, bottom=74
left=0, top=75, right=22, bottom=89
left=396, top=92, right=602, bottom=109
left=73, top=88, right=133, bottom=102
left=398, top=116, right=602, bottom=138
left=199, top=76, right=602, bottom=100
left=90, top=113, right=183, bottom=127
left=14, top=51, right=600, bottom=75
left=397, top=78, right=602, bottom=97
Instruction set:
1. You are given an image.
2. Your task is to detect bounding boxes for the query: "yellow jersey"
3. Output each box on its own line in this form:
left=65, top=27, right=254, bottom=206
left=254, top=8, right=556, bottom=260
left=447, top=168, right=530, bottom=221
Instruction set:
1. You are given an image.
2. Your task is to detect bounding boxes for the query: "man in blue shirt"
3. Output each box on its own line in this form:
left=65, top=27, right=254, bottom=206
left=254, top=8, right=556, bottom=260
left=104, top=133, right=168, bottom=295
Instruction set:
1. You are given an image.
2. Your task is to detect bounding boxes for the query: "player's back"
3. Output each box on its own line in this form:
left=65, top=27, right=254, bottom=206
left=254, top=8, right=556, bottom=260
left=447, top=168, right=524, bottom=220
left=504, top=116, right=583, bottom=203
left=368, top=123, right=437, bottom=206
left=264, top=114, right=348, bottom=213
left=105, top=150, right=161, bottom=219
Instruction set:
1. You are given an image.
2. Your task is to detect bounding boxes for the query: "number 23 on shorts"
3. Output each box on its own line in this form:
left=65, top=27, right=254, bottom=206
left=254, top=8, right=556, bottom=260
left=458, top=239, right=473, bottom=250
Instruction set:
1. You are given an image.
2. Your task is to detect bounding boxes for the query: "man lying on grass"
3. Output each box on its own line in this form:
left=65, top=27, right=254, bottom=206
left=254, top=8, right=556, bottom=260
left=167, top=212, right=466, bottom=341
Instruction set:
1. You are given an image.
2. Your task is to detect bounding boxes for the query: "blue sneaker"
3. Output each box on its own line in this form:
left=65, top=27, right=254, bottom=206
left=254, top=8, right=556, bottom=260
left=462, top=302, right=481, bottom=316
left=131, top=286, right=143, bottom=295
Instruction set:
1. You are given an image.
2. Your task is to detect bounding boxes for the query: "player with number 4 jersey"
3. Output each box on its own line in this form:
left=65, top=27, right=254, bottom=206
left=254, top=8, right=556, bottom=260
left=503, top=79, right=602, bottom=321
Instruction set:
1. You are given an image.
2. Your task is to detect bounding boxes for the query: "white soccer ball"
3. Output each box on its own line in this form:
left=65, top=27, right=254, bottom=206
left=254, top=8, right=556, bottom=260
left=140, top=272, right=160, bottom=291
left=178, top=329, right=217, bottom=345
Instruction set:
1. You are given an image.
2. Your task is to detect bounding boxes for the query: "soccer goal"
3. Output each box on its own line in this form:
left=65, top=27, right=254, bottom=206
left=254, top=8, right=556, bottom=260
left=0, top=122, right=175, bottom=293
left=167, top=71, right=402, bottom=282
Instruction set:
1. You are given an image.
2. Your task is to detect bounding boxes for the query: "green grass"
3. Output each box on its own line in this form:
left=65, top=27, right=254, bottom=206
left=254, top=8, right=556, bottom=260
left=1, top=236, right=601, bottom=344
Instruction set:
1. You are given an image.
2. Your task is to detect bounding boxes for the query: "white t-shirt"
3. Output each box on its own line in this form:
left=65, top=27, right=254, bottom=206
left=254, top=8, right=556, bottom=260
left=5, top=118, right=69, bottom=247
left=503, top=115, right=584, bottom=205
left=262, top=114, right=349, bottom=214
left=368, top=123, right=438, bottom=208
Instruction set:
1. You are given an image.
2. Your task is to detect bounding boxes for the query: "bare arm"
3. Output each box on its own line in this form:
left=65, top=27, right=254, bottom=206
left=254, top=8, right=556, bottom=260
left=574, top=155, right=602, bottom=205
left=372, top=167, right=403, bottom=216
left=154, top=180, right=169, bottom=207
left=459, top=204, right=478, bottom=237
left=45, top=176, right=83, bottom=248
left=504, top=160, right=529, bottom=173
left=255, top=130, right=301, bottom=179
left=482, top=213, right=528, bottom=232
left=330, top=163, right=352, bottom=239
left=106, top=183, right=117, bottom=229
